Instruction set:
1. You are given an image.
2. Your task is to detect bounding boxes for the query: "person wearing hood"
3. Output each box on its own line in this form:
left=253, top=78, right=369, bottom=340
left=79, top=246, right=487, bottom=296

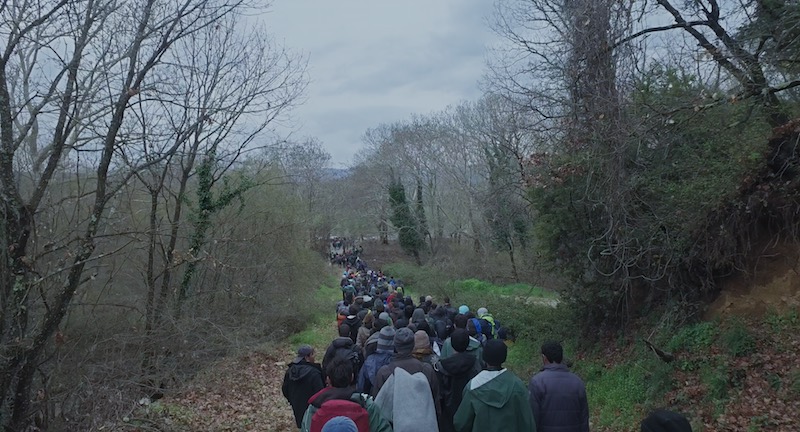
left=301, top=357, right=392, bottom=432
left=282, top=345, right=324, bottom=428
left=371, top=328, right=440, bottom=416
left=343, top=304, right=362, bottom=344
left=322, top=324, right=362, bottom=383
left=355, top=310, right=374, bottom=351
left=411, top=330, right=438, bottom=365
left=453, top=339, right=534, bottom=432
left=434, top=329, right=481, bottom=432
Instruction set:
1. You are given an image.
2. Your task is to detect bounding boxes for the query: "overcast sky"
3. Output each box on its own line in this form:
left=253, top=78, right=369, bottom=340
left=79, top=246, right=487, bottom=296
left=263, top=0, right=499, bottom=168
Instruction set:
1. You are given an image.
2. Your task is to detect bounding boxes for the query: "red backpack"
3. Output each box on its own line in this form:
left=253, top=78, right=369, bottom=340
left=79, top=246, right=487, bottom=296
left=310, top=396, right=370, bottom=432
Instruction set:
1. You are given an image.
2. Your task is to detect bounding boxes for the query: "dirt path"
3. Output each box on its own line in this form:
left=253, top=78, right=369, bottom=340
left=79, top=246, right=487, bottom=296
left=131, top=295, right=340, bottom=431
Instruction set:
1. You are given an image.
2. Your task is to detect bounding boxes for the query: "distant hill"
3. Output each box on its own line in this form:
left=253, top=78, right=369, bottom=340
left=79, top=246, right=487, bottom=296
left=321, top=167, right=352, bottom=180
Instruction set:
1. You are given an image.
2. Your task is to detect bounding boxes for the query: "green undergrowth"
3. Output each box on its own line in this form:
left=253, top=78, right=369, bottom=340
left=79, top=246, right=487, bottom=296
left=306, top=263, right=800, bottom=431
left=286, top=282, right=341, bottom=352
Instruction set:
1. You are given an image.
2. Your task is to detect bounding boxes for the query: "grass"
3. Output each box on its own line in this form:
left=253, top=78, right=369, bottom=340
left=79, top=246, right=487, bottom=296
left=287, top=282, right=341, bottom=352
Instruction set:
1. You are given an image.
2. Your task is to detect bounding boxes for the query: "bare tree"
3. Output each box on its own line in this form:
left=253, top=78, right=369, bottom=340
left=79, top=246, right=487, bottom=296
left=0, top=0, right=300, bottom=428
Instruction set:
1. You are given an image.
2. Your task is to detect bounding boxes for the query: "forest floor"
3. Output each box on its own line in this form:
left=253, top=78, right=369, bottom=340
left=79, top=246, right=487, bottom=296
left=124, top=242, right=800, bottom=432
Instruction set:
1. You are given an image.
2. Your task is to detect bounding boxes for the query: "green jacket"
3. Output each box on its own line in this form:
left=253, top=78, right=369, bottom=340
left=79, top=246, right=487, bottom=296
left=300, top=390, right=393, bottom=432
left=453, top=369, right=535, bottom=432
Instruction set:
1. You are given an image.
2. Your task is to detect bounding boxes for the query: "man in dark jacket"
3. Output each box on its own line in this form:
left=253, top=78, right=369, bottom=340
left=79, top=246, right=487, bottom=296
left=528, top=340, right=589, bottom=432
left=434, top=329, right=481, bottom=432
left=343, top=304, right=362, bottom=344
left=281, top=345, right=324, bottom=428
left=322, top=324, right=362, bottom=383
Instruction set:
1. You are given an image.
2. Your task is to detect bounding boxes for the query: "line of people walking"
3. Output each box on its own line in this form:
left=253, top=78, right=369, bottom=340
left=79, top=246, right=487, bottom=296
left=283, top=266, right=693, bottom=432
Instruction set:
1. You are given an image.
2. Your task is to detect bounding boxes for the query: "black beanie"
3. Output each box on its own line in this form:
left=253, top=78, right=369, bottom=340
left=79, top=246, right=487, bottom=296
left=482, top=339, right=507, bottom=367
left=451, top=329, right=469, bottom=353
left=640, top=409, right=692, bottom=432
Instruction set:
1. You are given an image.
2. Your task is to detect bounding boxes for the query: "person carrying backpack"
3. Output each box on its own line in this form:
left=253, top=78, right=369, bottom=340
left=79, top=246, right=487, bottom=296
left=301, top=357, right=392, bottom=432
left=475, top=307, right=498, bottom=340
left=322, top=324, right=363, bottom=384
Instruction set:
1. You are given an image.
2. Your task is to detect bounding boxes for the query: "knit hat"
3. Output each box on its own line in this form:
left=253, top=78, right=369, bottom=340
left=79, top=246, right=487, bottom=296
left=640, top=410, right=693, bottom=432
left=293, top=344, right=313, bottom=363
left=373, top=318, right=388, bottom=332
left=450, top=329, right=469, bottom=353
left=458, top=305, right=469, bottom=314
left=482, top=339, right=507, bottom=367
left=425, top=295, right=433, bottom=302
left=477, top=307, right=488, bottom=317
left=394, top=327, right=415, bottom=355
left=377, top=326, right=396, bottom=353
left=414, top=330, right=430, bottom=351
left=379, top=312, right=391, bottom=322
left=321, top=416, right=358, bottom=432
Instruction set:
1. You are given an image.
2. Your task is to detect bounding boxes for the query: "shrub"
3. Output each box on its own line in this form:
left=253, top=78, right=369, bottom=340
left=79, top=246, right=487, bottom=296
left=667, top=321, right=718, bottom=353
left=720, top=319, right=756, bottom=357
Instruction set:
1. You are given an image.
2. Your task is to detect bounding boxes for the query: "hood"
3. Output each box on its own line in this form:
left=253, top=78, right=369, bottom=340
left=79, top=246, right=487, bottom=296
left=331, top=337, right=354, bottom=349
left=469, top=370, right=512, bottom=408
left=438, top=352, right=476, bottom=376
left=308, top=386, right=356, bottom=407
left=288, top=361, right=321, bottom=382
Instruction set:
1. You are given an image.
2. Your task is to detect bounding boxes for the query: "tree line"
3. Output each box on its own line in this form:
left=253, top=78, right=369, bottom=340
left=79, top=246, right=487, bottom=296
left=3, top=0, right=800, bottom=430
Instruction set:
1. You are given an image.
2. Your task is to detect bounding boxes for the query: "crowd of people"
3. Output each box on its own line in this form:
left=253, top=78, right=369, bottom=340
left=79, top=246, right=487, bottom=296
left=282, top=256, right=694, bottom=432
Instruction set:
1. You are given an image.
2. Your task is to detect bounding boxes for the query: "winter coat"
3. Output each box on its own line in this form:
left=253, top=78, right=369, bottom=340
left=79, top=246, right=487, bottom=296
left=374, top=367, right=439, bottom=432
left=363, top=330, right=381, bottom=359
left=371, top=353, right=441, bottom=415
left=281, top=360, right=324, bottom=428
left=434, top=352, right=481, bottom=432
left=454, top=369, right=535, bottom=432
left=300, top=386, right=393, bottom=432
left=322, top=337, right=361, bottom=381
left=528, top=363, right=589, bottom=432
left=356, top=325, right=372, bottom=350
left=344, top=315, right=362, bottom=343
left=440, top=335, right=484, bottom=372
left=357, top=350, right=393, bottom=395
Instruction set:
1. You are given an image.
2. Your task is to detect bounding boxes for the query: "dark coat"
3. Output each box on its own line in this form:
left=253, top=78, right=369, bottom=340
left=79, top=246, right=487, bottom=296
left=281, top=360, right=324, bottom=427
left=529, top=363, right=590, bottom=432
left=322, top=337, right=361, bottom=382
left=343, top=315, right=362, bottom=343
left=435, top=352, right=481, bottom=432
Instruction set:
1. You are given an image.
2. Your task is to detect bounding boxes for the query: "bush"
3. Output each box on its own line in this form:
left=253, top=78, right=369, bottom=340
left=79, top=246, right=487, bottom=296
left=667, top=321, right=718, bottom=353
left=720, top=319, right=756, bottom=357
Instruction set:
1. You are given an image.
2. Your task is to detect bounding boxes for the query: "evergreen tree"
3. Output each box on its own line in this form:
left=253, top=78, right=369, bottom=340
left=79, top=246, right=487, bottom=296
left=389, top=179, right=424, bottom=264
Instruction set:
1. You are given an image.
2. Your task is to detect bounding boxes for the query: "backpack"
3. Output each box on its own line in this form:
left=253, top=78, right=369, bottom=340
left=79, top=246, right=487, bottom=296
left=310, top=395, right=370, bottom=432
left=469, top=318, right=487, bottom=346
left=480, top=314, right=498, bottom=339
left=334, top=346, right=363, bottom=382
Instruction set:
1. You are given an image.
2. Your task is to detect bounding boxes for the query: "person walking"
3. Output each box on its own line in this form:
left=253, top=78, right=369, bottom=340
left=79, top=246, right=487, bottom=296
left=528, top=340, right=589, bottom=432
left=434, top=329, right=481, bottom=432
left=453, top=339, right=535, bottom=432
left=282, top=345, right=325, bottom=428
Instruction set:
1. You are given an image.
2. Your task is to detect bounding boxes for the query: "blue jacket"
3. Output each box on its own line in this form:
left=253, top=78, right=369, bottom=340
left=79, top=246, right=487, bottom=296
left=528, top=363, right=589, bottom=432
left=357, top=350, right=392, bottom=394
